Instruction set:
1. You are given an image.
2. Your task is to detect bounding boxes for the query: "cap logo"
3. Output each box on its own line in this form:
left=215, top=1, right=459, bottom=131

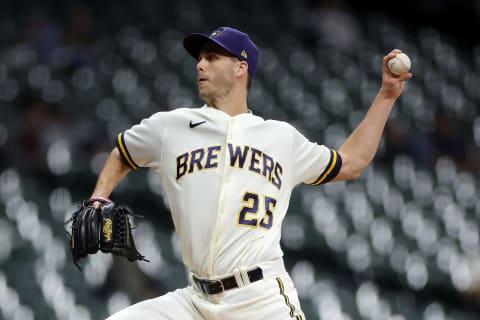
left=241, top=50, right=248, bottom=59
left=210, top=28, right=225, bottom=37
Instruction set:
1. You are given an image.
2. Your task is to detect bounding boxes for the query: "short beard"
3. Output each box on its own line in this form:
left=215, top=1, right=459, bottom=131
left=199, top=89, right=215, bottom=107
left=198, top=80, right=234, bottom=107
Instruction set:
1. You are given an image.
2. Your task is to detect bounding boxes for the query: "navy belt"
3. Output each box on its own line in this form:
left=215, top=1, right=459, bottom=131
left=193, top=267, right=263, bottom=295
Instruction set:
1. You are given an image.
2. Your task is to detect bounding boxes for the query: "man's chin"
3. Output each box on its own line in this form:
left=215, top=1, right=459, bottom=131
left=198, top=90, right=211, bottom=102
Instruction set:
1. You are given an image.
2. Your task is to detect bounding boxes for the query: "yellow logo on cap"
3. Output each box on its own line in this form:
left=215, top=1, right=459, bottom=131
left=241, top=50, right=248, bottom=59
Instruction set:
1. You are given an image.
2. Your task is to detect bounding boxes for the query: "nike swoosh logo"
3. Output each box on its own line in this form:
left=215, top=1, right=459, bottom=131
left=189, top=120, right=206, bottom=128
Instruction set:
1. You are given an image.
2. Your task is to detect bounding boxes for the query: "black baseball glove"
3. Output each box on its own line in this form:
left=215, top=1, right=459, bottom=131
left=67, top=198, right=148, bottom=268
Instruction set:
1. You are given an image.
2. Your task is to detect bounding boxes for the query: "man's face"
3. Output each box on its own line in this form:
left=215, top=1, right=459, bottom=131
left=196, top=42, right=239, bottom=103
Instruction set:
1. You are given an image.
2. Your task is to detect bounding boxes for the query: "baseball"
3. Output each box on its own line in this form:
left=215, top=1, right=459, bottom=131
left=387, top=52, right=411, bottom=76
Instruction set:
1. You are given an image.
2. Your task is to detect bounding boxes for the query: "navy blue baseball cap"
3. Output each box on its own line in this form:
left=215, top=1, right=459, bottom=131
left=183, top=26, right=259, bottom=77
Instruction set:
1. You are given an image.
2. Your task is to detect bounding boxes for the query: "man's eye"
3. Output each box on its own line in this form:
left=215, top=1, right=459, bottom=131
left=198, top=53, right=217, bottom=61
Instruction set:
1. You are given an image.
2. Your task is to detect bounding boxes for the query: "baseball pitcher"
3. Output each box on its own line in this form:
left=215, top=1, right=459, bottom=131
left=78, top=26, right=411, bottom=319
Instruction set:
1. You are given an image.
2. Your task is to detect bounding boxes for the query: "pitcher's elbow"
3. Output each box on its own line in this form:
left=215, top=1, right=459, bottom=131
left=339, top=161, right=368, bottom=181
left=336, top=151, right=372, bottom=181
left=344, top=167, right=363, bottom=180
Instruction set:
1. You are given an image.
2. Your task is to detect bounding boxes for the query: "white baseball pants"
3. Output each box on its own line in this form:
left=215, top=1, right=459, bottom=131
left=106, top=259, right=305, bottom=320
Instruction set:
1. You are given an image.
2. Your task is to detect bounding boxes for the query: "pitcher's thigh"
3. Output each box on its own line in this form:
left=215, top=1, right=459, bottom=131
left=106, top=287, right=201, bottom=320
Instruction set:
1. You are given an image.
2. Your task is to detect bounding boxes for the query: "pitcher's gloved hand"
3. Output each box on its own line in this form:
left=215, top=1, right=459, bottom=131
left=67, top=197, right=148, bottom=268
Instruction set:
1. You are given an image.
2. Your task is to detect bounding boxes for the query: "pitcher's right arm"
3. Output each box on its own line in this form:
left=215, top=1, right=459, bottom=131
left=90, top=148, right=131, bottom=207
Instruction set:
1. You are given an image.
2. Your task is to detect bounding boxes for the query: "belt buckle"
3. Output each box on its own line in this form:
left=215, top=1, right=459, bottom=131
left=207, top=279, right=224, bottom=294
left=197, top=277, right=225, bottom=295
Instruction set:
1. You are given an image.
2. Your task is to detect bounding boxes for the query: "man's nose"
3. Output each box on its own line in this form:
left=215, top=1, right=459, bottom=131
left=196, top=58, right=206, bottom=72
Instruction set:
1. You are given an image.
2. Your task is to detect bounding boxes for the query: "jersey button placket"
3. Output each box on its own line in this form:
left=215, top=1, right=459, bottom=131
left=207, top=118, right=234, bottom=275
left=224, top=119, right=236, bottom=182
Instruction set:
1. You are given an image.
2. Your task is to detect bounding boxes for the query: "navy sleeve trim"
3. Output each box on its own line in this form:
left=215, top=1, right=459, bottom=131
left=116, top=132, right=140, bottom=170
left=309, top=149, right=342, bottom=186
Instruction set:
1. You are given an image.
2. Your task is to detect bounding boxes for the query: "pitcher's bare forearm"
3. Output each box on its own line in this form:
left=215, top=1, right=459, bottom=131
left=91, top=148, right=131, bottom=199
left=336, top=93, right=396, bottom=179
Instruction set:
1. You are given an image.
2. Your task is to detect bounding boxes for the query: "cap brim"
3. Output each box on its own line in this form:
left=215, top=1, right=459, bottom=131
left=183, top=33, right=234, bottom=59
left=183, top=33, right=210, bottom=59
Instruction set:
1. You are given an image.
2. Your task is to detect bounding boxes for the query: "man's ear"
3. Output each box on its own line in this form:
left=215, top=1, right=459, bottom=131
left=236, top=60, right=249, bottom=77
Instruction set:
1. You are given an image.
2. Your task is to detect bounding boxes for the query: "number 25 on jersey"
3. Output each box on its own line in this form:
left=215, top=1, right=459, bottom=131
left=237, top=191, right=277, bottom=230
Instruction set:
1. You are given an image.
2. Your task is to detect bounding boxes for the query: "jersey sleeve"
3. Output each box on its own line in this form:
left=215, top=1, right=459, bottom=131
left=116, top=112, right=166, bottom=170
left=291, top=126, right=342, bottom=186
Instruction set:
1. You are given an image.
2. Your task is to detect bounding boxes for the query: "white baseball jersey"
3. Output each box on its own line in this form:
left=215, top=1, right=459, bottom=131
left=116, top=105, right=341, bottom=278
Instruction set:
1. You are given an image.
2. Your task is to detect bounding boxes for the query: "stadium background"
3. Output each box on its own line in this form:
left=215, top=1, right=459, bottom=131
left=1, top=0, right=480, bottom=319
